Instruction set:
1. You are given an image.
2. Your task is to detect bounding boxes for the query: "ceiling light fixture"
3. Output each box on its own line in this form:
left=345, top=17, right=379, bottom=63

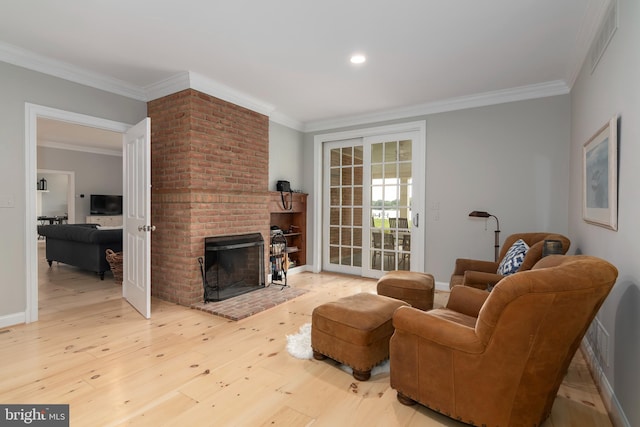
left=350, top=54, right=366, bottom=64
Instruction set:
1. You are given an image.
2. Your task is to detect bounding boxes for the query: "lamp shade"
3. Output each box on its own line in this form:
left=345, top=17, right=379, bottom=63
left=469, top=210, right=491, bottom=218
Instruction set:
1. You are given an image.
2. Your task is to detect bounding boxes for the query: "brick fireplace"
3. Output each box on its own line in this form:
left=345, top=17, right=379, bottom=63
left=148, top=89, right=270, bottom=306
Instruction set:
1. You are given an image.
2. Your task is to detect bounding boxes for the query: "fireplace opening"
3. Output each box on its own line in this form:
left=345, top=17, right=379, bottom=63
left=199, top=233, right=265, bottom=302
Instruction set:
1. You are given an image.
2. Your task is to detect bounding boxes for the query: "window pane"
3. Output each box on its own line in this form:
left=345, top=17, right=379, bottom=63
left=399, top=140, right=412, bottom=161
left=354, top=146, right=363, bottom=165
left=342, top=207, right=352, bottom=226
left=353, top=207, right=362, bottom=226
left=329, top=226, right=339, bottom=245
left=331, top=148, right=340, bottom=167
left=353, top=227, right=362, bottom=246
left=330, top=167, right=340, bottom=186
left=330, top=208, right=340, bottom=226
left=371, top=250, right=382, bottom=270
left=384, top=163, right=397, bottom=179
left=354, top=187, right=363, bottom=206
left=342, top=187, right=352, bottom=206
left=384, top=141, right=397, bottom=162
left=330, top=246, right=340, bottom=264
left=341, top=248, right=352, bottom=265
left=371, top=163, right=383, bottom=181
left=342, top=147, right=353, bottom=166
left=341, top=227, right=352, bottom=246
left=353, top=248, right=362, bottom=267
left=399, top=162, right=411, bottom=180
left=342, top=167, right=352, bottom=185
left=330, top=188, right=340, bottom=206
left=353, top=165, right=363, bottom=186
left=371, top=143, right=383, bottom=163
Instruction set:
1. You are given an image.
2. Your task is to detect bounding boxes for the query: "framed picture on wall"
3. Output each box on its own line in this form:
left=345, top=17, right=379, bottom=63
left=582, top=115, right=618, bottom=231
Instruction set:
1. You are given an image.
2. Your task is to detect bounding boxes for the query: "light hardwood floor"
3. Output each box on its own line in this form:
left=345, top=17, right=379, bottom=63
left=0, top=247, right=612, bottom=426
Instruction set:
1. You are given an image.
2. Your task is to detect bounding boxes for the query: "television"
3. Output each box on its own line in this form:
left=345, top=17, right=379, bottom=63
left=90, top=194, right=123, bottom=215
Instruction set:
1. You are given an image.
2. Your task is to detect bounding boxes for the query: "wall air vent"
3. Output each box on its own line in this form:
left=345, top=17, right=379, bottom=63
left=590, top=0, right=618, bottom=73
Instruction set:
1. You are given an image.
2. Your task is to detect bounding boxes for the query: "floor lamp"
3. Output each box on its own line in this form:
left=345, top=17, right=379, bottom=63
left=469, top=210, right=500, bottom=261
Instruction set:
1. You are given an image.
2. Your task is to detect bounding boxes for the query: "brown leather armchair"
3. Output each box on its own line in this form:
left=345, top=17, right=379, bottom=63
left=390, top=255, right=618, bottom=427
left=450, top=232, right=570, bottom=290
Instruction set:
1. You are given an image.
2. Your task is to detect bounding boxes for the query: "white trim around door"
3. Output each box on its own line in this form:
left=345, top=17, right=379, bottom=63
left=25, top=103, right=132, bottom=323
left=312, top=120, right=427, bottom=275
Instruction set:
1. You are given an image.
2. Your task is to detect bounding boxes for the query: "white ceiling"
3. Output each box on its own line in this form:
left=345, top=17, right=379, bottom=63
left=37, top=118, right=123, bottom=155
left=2, top=0, right=610, bottom=147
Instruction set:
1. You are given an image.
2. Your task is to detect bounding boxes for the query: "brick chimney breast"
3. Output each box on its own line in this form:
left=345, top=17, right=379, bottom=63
left=148, top=89, right=270, bottom=306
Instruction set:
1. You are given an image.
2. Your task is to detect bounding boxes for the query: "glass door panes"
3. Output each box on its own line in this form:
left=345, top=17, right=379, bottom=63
left=370, top=139, right=412, bottom=271
left=328, top=145, right=363, bottom=268
left=323, top=128, right=423, bottom=277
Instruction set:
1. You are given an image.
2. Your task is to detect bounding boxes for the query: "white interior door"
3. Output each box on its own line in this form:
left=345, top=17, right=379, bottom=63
left=123, top=118, right=152, bottom=318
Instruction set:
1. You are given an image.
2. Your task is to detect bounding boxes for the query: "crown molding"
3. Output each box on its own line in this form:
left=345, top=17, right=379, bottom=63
left=38, top=140, right=122, bottom=157
left=188, top=72, right=275, bottom=117
left=303, top=80, right=571, bottom=133
left=0, top=41, right=286, bottom=120
left=269, top=110, right=304, bottom=131
left=144, top=71, right=274, bottom=115
left=0, top=42, right=147, bottom=101
left=4, top=30, right=600, bottom=135
left=143, top=71, right=191, bottom=101
left=145, top=70, right=282, bottom=119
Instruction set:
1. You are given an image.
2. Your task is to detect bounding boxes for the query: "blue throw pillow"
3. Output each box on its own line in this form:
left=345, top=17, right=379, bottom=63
left=497, top=239, right=529, bottom=275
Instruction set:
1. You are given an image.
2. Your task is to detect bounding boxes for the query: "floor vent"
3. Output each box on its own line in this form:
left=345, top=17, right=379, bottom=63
left=590, top=0, right=618, bottom=73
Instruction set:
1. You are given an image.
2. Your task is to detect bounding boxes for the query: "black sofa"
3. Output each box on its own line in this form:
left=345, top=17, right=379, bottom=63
left=38, top=224, right=123, bottom=279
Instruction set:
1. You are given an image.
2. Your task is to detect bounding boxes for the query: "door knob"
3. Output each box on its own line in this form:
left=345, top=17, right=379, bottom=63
left=138, top=225, right=156, bottom=232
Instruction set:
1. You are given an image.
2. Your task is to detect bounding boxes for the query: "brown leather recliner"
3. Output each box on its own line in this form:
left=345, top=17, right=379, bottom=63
left=390, top=255, right=618, bottom=427
left=450, top=232, right=570, bottom=290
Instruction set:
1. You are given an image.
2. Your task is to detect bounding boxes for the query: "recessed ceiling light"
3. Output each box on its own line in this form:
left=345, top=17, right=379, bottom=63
left=350, top=54, right=366, bottom=64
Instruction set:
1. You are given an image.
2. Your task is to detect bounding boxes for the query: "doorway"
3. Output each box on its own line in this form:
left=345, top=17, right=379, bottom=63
left=315, top=121, right=426, bottom=279
left=36, top=169, right=76, bottom=233
left=25, top=103, right=131, bottom=323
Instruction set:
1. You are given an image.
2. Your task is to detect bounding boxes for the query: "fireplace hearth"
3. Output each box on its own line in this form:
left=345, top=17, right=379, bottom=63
left=199, top=233, right=265, bottom=302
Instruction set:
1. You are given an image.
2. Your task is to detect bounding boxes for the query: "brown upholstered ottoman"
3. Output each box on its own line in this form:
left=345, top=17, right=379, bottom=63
left=311, top=292, right=408, bottom=381
left=377, top=270, right=435, bottom=311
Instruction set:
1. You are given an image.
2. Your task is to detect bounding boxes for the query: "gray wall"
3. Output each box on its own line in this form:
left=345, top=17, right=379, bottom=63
left=569, top=0, right=639, bottom=424
left=37, top=147, right=123, bottom=221
left=269, top=121, right=305, bottom=193
left=36, top=173, right=68, bottom=217
left=303, top=94, right=571, bottom=283
left=0, top=61, right=146, bottom=320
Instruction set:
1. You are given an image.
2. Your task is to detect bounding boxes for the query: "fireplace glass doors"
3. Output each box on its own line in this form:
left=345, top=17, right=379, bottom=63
left=201, top=233, right=265, bottom=302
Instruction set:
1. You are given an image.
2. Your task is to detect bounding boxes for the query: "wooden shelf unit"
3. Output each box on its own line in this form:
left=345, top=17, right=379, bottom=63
left=269, top=191, right=307, bottom=268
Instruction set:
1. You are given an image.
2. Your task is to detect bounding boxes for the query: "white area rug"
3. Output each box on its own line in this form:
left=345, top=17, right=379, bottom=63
left=286, top=323, right=390, bottom=376
left=286, top=323, right=313, bottom=359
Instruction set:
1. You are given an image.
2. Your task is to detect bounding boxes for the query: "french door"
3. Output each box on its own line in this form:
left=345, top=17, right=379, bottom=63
left=322, top=131, right=424, bottom=278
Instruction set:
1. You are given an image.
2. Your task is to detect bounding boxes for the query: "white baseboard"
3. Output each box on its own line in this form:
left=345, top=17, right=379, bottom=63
left=581, top=340, right=631, bottom=427
left=435, top=280, right=450, bottom=291
left=287, top=265, right=307, bottom=275
left=0, top=311, right=26, bottom=329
